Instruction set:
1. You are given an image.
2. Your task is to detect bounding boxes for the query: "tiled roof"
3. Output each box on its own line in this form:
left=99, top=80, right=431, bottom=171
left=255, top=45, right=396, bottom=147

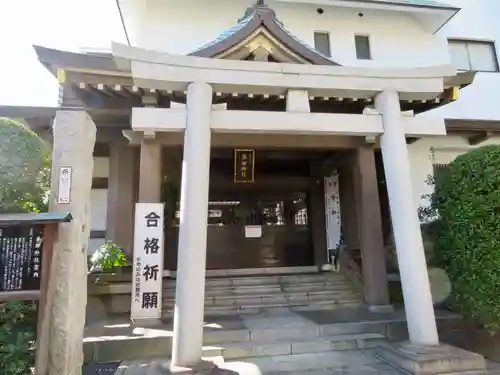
left=189, top=5, right=340, bottom=65
left=191, top=13, right=254, bottom=54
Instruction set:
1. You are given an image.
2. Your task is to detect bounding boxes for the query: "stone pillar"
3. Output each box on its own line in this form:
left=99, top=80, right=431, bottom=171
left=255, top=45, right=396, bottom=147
left=42, top=110, right=96, bottom=375
left=106, top=142, right=136, bottom=256
left=375, top=90, right=439, bottom=346
left=138, top=139, right=162, bottom=203
left=353, top=146, right=391, bottom=310
left=172, top=81, right=213, bottom=367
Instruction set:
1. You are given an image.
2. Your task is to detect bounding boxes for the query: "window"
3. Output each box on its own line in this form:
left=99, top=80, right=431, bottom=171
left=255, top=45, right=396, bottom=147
left=355, top=35, right=371, bottom=60
left=448, top=39, right=498, bottom=72
left=314, top=31, right=331, bottom=57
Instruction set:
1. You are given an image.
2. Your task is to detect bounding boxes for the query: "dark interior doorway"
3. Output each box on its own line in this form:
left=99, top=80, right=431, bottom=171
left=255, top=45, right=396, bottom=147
left=163, top=148, right=334, bottom=270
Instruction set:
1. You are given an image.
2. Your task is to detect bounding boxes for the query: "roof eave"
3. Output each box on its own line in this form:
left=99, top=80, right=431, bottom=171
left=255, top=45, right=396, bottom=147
left=33, top=45, right=121, bottom=77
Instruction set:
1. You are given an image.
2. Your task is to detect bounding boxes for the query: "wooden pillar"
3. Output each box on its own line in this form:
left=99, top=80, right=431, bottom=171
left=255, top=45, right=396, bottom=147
left=353, top=145, right=391, bottom=310
left=309, top=162, right=327, bottom=267
left=106, top=142, right=136, bottom=255
left=138, top=139, right=162, bottom=203
left=338, top=157, right=359, bottom=250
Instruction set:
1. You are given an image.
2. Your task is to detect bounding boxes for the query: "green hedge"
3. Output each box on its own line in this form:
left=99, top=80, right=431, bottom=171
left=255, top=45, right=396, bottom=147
left=0, top=118, right=50, bottom=214
left=0, top=301, right=37, bottom=375
left=434, top=145, right=500, bottom=329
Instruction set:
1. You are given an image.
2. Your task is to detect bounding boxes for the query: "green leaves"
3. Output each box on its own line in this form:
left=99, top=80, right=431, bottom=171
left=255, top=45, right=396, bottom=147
left=0, top=118, right=50, bottom=214
left=0, top=301, right=37, bottom=375
left=434, top=145, right=500, bottom=329
left=89, top=242, right=129, bottom=272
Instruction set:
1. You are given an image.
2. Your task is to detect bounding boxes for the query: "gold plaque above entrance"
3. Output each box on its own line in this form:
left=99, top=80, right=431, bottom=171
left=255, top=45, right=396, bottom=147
left=234, top=149, right=255, bottom=183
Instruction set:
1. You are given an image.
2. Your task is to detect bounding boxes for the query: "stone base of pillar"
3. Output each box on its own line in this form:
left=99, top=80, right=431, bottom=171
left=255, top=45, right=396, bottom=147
left=376, top=342, right=486, bottom=375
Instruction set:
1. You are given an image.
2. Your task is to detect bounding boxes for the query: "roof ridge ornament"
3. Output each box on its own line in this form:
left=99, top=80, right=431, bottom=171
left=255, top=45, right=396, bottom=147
left=239, top=0, right=269, bottom=22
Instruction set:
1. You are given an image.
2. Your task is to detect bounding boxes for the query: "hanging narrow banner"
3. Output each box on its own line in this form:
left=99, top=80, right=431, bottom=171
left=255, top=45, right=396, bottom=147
left=234, top=149, right=255, bottom=183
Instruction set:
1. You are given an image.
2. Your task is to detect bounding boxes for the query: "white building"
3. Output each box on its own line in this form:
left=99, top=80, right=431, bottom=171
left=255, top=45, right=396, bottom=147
left=115, top=0, right=500, bottom=215
left=1, top=0, right=497, bottom=372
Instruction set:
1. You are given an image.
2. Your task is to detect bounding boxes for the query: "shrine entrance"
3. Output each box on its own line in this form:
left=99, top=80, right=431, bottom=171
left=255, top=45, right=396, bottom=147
left=163, top=147, right=333, bottom=270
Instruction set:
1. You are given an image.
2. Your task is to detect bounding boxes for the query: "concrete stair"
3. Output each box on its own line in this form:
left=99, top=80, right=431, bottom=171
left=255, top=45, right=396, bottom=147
left=84, top=314, right=387, bottom=363
left=162, top=269, right=362, bottom=317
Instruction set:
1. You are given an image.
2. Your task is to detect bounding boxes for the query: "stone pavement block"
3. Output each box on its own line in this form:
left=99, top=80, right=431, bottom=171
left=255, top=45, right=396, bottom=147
left=93, top=337, right=172, bottom=362
left=291, top=339, right=332, bottom=354
left=250, top=327, right=319, bottom=341
left=270, top=353, right=326, bottom=372
left=330, top=339, right=358, bottom=351
left=223, top=342, right=291, bottom=359
left=204, top=329, right=251, bottom=345
left=320, top=322, right=385, bottom=336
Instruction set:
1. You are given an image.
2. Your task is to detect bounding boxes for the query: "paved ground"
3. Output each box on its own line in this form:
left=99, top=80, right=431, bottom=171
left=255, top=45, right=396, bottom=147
left=113, top=349, right=406, bottom=374
left=83, top=308, right=479, bottom=374
left=84, top=307, right=460, bottom=342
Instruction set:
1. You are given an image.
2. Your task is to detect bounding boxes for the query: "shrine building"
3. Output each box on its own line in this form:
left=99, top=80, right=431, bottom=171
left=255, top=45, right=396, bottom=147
left=3, top=0, right=500, bottom=369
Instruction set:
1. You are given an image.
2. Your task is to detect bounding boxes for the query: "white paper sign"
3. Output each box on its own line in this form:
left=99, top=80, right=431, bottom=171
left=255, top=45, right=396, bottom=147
left=324, top=174, right=342, bottom=260
left=131, top=203, right=165, bottom=320
left=57, top=166, right=72, bottom=204
left=245, top=225, right=262, bottom=238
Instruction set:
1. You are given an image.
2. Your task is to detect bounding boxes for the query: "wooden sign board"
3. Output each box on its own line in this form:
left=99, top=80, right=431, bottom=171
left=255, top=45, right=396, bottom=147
left=131, top=203, right=165, bottom=320
left=0, top=225, right=44, bottom=292
left=234, top=149, right=255, bottom=183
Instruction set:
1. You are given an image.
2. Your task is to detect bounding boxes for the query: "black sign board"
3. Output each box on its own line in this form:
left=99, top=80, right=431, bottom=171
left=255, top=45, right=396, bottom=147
left=0, top=225, right=43, bottom=292
left=234, top=149, right=255, bottom=183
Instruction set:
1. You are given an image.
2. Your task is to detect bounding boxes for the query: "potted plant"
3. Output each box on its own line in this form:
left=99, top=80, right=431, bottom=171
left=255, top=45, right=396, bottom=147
left=88, top=242, right=129, bottom=283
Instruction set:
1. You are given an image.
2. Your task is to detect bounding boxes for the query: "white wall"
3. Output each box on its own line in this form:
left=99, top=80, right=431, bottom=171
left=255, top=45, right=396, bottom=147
left=120, top=0, right=449, bottom=68
left=409, top=134, right=500, bottom=217
left=89, top=157, right=109, bottom=254
left=426, top=0, right=500, bottom=121
left=119, top=0, right=500, bottom=121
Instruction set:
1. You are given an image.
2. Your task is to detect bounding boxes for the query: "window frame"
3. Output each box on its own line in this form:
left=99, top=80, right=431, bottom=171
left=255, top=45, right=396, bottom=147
left=448, top=38, right=499, bottom=73
left=313, top=31, right=332, bottom=58
left=354, top=34, right=372, bottom=60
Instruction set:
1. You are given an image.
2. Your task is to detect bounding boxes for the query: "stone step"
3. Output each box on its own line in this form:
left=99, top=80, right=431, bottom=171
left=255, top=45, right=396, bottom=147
left=163, top=290, right=360, bottom=307
left=162, top=273, right=346, bottom=290
left=162, top=280, right=354, bottom=298
left=162, top=298, right=362, bottom=317
left=165, top=266, right=321, bottom=279
left=163, top=289, right=359, bottom=307
left=202, top=321, right=387, bottom=346
left=84, top=320, right=386, bottom=363
left=203, top=332, right=386, bottom=359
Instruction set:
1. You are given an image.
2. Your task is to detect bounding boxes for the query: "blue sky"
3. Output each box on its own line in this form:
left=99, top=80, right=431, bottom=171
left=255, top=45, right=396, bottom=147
left=0, top=0, right=127, bottom=107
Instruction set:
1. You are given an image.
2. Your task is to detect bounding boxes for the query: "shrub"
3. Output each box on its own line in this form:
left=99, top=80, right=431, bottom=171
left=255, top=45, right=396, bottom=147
left=433, top=145, right=500, bottom=329
left=89, top=242, right=129, bottom=273
left=0, top=118, right=50, bottom=214
left=0, top=301, right=38, bottom=375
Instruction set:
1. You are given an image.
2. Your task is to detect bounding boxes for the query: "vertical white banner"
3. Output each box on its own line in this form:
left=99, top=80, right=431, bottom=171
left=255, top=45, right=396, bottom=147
left=324, top=174, right=342, bottom=259
left=131, top=203, right=164, bottom=320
